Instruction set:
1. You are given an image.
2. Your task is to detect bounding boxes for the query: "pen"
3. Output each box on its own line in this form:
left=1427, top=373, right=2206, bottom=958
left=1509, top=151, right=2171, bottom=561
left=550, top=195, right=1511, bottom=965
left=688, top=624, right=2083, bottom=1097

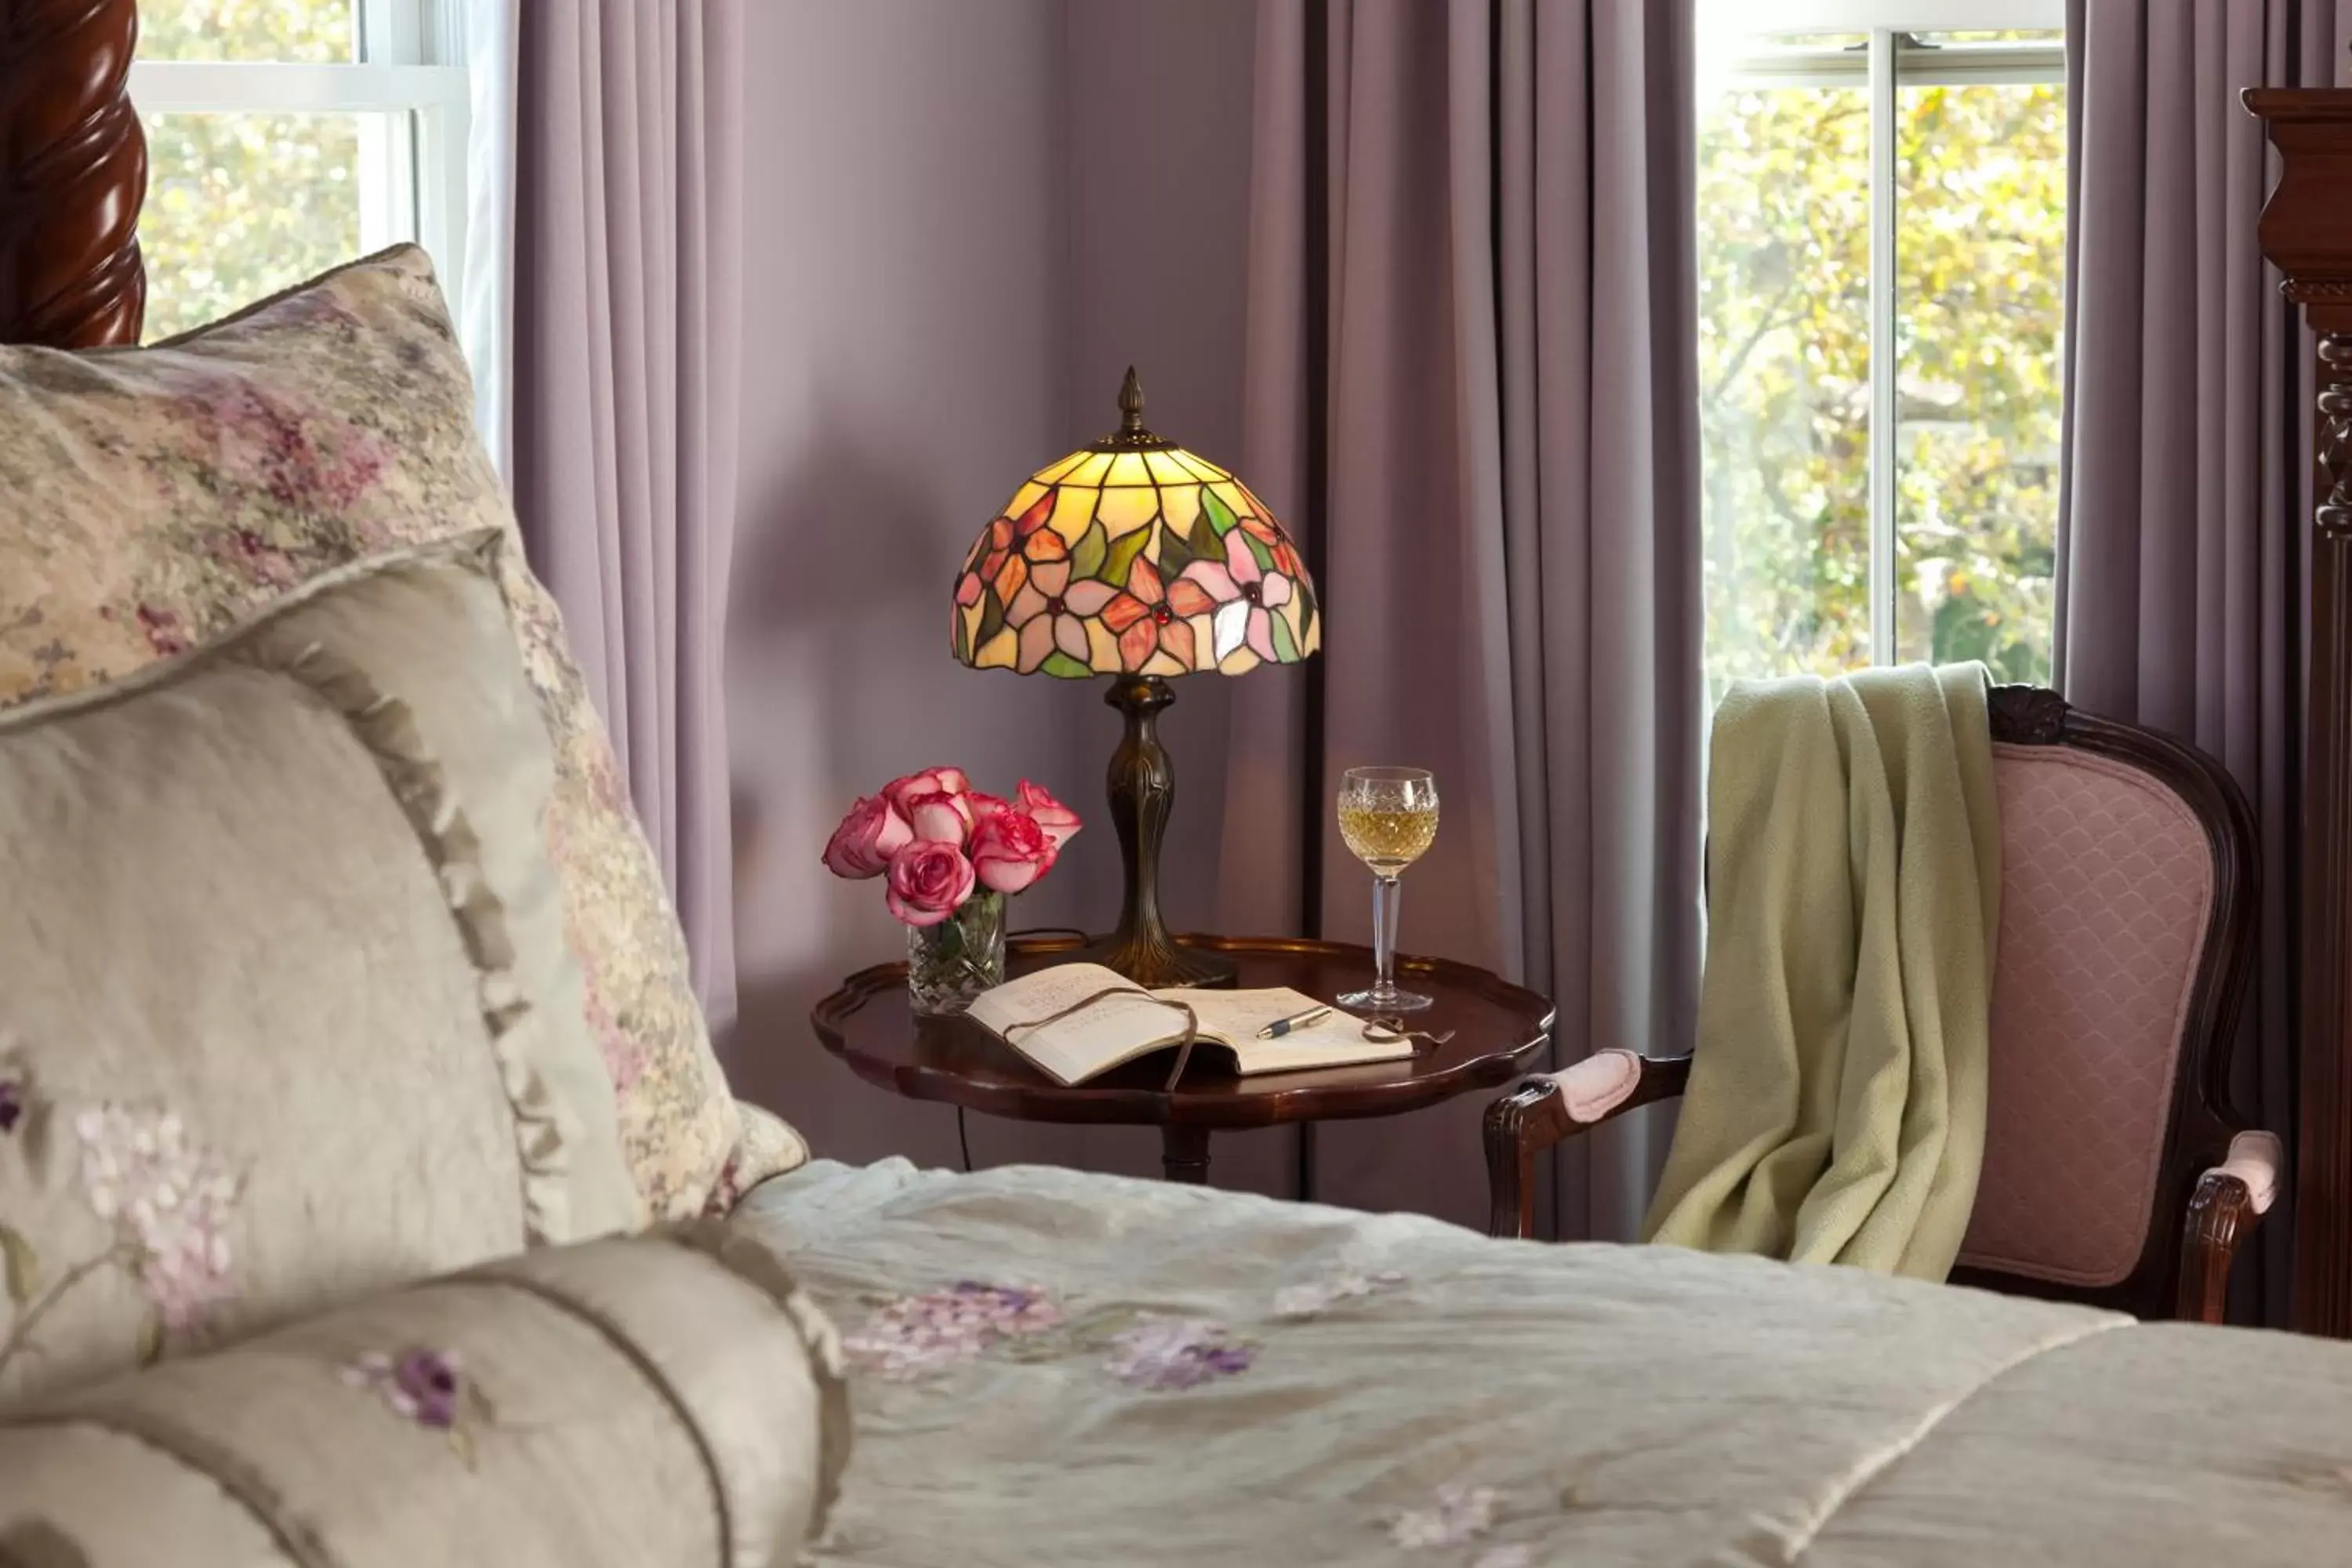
left=1256, top=1005, right=1334, bottom=1040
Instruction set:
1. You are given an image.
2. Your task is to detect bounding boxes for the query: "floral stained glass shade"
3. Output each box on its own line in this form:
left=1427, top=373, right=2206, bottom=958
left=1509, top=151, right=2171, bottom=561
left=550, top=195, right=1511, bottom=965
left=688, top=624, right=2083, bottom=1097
left=953, top=388, right=1321, bottom=680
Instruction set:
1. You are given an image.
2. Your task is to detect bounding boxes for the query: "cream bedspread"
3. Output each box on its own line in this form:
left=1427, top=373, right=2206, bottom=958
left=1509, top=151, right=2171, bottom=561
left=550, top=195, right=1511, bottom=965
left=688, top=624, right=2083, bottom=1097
left=739, top=1160, right=2352, bottom=1566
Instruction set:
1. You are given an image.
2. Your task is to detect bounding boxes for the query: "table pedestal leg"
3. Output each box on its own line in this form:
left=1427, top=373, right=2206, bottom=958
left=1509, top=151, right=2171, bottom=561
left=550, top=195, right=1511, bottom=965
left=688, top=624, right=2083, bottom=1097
left=1161, top=1126, right=1210, bottom=1185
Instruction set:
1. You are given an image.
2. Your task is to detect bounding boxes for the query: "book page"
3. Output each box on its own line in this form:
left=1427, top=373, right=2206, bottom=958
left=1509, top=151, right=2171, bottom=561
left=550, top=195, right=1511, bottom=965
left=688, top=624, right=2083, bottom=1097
left=1161, top=989, right=1418, bottom=1077
left=1167, top=988, right=1332, bottom=1043
left=966, top=964, right=1195, bottom=1085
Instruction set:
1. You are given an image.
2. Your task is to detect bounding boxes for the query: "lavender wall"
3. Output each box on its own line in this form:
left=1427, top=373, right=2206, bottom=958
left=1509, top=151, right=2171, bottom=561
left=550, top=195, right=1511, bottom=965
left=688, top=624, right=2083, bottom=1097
left=1061, top=0, right=1276, bottom=1192
left=1064, top=0, right=1260, bottom=941
left=725, top=0, right=1266, bottom=1185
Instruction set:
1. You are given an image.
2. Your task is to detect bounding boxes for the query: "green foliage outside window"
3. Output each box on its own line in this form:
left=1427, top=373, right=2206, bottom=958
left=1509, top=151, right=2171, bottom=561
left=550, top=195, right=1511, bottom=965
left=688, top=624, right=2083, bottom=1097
left=1699, top=76, right=2067, bottom=691
left=135, top=1, right=364, bottom=343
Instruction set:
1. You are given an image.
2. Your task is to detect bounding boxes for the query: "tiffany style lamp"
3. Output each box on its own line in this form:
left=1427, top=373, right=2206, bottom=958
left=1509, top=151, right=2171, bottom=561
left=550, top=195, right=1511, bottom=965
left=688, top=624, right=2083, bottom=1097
left=952, top=369, right=1322, bottom=989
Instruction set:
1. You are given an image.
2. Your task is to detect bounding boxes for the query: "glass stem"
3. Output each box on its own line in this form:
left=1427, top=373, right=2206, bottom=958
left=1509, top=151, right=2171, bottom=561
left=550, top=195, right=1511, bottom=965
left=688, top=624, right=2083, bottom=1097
left=1372, top=873, right=1402, bottom=996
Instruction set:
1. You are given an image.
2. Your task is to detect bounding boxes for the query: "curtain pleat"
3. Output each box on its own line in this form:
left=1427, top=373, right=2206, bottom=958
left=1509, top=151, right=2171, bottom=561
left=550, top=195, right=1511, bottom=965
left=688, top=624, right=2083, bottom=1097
left=1230, top=0, right=1704, bottom=1236
left=2057, top=0, right=2344, bottom=1323
left=513, top=0, right=746, bottom=1025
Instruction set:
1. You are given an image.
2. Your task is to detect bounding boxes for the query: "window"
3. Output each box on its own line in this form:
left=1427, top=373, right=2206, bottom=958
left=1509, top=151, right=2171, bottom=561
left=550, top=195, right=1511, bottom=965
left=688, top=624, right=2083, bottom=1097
left=130, top=1, right=469, bottom=344
left=1697, top=2, right=2067, bottom=690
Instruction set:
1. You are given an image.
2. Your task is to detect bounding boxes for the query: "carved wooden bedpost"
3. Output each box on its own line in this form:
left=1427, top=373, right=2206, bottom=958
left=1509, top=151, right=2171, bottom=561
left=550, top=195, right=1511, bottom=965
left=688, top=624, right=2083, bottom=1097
left=0, top=0, right=146, bottom=347
left=2249, top=87, right=2352, bottom=1339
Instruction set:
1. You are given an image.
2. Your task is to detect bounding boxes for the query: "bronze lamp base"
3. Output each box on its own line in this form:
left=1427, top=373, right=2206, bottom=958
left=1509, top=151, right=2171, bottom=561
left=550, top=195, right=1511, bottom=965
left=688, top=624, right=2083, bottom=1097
left=1082, top=673, right=1238, bottom=990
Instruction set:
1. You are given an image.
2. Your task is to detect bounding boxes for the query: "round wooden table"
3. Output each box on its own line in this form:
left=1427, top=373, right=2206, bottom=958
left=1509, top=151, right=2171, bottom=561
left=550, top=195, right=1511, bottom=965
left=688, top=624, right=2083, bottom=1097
left=810, top=935, right=1555, bottom=1188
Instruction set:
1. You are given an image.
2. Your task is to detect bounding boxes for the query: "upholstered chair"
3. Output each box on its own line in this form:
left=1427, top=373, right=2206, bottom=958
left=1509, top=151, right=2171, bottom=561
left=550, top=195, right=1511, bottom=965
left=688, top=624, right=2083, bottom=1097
left=1484, top=686, right=2276, bottom=1324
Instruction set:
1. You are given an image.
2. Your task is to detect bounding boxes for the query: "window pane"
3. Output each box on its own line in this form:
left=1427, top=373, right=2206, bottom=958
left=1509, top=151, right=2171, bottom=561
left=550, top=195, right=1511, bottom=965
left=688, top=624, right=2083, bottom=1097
left=1698, top=84, right=1872, bottom=691
left=1891, top=78, right=2067, bottom=684
left=139, top=112, right=364, bottom=342
left=1911, top=31, right=2060, bottom=45
left=138, top=0, right=358, bottom=63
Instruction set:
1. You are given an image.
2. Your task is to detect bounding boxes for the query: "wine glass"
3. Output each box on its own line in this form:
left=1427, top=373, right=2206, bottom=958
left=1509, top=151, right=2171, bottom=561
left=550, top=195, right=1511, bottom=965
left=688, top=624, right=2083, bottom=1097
left=1335, top=766, right=1439, bottom=1013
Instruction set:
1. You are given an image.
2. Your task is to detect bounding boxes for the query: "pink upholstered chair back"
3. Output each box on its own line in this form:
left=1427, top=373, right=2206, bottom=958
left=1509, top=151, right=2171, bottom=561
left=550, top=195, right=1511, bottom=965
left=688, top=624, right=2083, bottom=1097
left=1955, top=691, right=2255, bottom=1294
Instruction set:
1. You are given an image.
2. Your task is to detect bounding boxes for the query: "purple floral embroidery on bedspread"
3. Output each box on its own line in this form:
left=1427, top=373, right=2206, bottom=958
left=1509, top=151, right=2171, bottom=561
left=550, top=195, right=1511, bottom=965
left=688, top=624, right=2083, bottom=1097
left=1104, top=1316, right=1254, bottom=1390
left=843, top=1282, right=1065, bottom=1381
left=1272, top=1268, right=1405, bottom=1319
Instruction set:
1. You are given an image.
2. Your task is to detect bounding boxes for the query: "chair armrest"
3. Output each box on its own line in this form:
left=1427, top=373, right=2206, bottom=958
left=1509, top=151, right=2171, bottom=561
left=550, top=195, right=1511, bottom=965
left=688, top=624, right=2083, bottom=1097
left=2177, top=1130, right=2283, bottom=1324
left=1483, top=1051, right=1693, bottom=1240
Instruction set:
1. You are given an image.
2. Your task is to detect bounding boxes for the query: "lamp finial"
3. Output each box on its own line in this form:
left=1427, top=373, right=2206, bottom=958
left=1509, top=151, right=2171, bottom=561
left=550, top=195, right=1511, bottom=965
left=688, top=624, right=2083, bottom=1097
left=1118, top=366, right=1146, bottom=434
left=1090, top=366, right=1175, bottom=452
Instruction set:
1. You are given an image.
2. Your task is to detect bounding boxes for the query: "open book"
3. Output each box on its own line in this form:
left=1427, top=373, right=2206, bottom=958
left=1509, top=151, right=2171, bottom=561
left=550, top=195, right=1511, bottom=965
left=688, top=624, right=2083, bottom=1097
left=965, top=963, right=1414, bottom=1087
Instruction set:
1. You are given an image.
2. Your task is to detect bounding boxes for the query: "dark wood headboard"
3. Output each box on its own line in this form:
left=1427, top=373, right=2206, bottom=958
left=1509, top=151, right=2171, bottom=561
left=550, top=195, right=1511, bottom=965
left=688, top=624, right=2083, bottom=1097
left=0, top=0, right=146, bottom=347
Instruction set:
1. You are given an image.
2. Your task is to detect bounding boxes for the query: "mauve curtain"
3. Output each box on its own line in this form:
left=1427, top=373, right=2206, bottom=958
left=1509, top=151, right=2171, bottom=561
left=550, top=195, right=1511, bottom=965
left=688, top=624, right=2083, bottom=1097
left=1227, top=0, right=1703, bottom=1237
left=512, top=1, right=747, bottom=1023
left=2057, top=0, right=2347, bottom=1323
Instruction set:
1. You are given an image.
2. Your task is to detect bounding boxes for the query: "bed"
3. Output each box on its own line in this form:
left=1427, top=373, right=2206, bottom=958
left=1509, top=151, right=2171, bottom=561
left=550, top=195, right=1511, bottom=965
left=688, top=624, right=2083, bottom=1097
left=741, top=1160, right=2352, bottom=1566
left=8, top=6, right=2352, bottom=1563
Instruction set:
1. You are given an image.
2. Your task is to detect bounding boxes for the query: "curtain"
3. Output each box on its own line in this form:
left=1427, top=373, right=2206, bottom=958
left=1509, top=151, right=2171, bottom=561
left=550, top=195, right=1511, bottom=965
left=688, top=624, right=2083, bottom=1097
left=511, top=1, right=748, bottom=1025
left=1226, top=0, right=1704, bottom=1237
left=457, top=0, right=519, bottom=477
left=2057, top=0, right=2347, bottom=1323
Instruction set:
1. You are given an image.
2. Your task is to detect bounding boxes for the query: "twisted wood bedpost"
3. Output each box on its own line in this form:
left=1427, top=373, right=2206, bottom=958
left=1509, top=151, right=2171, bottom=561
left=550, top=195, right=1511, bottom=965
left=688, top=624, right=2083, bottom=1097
left=2248, top=88, right=2352, bottom=1339
left=0, top=0, right=145, bottom=348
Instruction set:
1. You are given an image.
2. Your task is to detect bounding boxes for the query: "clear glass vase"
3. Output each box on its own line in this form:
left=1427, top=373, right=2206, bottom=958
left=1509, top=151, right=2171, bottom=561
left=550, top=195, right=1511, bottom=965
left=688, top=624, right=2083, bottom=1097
left=906, top=890, right=1007, bottom=1016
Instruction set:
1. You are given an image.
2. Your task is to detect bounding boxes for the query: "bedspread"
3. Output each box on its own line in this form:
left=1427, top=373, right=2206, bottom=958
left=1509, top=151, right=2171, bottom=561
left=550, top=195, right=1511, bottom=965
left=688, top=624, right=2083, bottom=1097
left=738, top=1160, right=2352, bottom=1566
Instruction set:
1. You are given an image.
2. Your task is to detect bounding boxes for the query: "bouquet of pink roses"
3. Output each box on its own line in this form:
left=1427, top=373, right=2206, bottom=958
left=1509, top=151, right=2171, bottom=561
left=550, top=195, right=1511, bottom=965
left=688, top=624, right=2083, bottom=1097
left=823, top=768, right=1081, bottom=1013
left=822, top=766, right=1081, bottom=922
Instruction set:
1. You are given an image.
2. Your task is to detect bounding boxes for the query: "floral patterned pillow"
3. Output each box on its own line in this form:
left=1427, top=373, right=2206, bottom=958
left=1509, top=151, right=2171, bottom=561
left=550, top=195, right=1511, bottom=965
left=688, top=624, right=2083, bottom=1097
left=0, top=246, right=745, bottom=1220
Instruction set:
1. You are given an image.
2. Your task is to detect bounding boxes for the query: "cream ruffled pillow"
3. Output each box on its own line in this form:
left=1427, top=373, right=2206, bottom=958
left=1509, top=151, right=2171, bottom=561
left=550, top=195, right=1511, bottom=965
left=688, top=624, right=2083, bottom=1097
left=0, top=537, right=640, bottom=1409
left=0, top=247, right=800, bottom=1218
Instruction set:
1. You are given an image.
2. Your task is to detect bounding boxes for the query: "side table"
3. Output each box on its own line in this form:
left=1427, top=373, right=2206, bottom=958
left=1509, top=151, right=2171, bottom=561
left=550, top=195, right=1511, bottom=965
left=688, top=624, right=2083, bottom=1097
left=810, top=934, right=1555, bottom=1188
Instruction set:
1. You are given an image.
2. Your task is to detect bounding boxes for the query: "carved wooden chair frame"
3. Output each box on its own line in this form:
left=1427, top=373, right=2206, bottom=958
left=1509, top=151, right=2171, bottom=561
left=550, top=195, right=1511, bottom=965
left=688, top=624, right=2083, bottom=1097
left=1483, top=684, right=2268, bottom=1325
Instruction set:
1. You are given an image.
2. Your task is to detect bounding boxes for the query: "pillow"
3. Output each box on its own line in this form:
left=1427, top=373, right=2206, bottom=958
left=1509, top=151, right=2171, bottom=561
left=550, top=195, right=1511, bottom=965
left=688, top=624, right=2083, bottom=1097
left=0, top=245, right=761, bottom=1219
left=0, top=536, right=641, bottom=1408
left=0, top=1224, right=850, bottom=1568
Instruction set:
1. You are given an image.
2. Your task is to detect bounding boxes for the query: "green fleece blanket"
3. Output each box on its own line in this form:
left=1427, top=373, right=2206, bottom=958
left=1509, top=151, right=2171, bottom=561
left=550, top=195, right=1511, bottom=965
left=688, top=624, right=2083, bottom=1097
left=1642, top=664, right=2001, bottom=1281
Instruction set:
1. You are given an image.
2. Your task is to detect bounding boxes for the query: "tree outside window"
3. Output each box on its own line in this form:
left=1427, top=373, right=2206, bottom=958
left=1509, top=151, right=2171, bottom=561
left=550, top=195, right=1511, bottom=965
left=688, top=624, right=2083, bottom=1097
left=1699, top=26, right=2067, bottom=692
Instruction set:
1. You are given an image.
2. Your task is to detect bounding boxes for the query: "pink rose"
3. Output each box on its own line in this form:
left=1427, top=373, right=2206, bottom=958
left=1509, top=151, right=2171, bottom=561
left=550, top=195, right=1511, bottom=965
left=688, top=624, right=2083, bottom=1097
left=903, top=788, right=976, bottom=844
left=1014, top=779, right=1083, bottom=851
left=882, top=767, right=971, bottom=815
left=967, top=790, right=1011, bottom=824
left=971, top=809, right=1057, bottom=894
left=886, top=840, right=977, bottom=927
left=822, top=794, right=913, bottom=880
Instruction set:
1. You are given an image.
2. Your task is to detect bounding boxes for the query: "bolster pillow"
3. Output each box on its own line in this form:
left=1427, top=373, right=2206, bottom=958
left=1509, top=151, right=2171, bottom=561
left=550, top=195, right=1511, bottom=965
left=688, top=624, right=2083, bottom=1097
left=0, top=1221, right=849, bottom=1568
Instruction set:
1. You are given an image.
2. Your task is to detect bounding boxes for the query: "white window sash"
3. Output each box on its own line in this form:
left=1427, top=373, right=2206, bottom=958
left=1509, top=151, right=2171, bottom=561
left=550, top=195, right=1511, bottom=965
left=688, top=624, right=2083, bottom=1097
left=128, top=61, right=468, bottom=281
left=128, top=23, right=508, bottom=474
left=1701, top=0, right=2065, bottom=32
left=1700, top=8, right=2063, bottom=667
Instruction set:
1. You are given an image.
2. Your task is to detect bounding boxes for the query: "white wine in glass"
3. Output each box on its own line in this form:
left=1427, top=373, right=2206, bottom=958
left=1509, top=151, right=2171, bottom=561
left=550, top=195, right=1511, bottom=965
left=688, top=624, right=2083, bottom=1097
left=1336, top=766, right=1439, bottom=1013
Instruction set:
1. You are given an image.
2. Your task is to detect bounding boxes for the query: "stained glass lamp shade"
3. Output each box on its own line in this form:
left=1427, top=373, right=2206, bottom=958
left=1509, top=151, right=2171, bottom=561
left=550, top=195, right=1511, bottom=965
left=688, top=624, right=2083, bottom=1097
left=951, top=389, right=1320, bottom=679
left=953, top=370, right=1321, bottom=989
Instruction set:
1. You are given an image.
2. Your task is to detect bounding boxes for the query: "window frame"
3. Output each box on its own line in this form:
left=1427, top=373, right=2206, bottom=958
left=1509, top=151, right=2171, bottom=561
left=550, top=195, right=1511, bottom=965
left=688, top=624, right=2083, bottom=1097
left=128, top=0, right=471, bottom=318
left=1702, top=0, right=2066, bottom=669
